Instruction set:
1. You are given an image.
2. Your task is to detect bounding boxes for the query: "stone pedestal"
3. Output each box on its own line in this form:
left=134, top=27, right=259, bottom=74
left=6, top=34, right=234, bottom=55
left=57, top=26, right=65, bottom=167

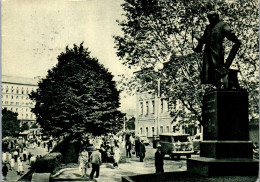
left=187, top=90, right=258, bottom=176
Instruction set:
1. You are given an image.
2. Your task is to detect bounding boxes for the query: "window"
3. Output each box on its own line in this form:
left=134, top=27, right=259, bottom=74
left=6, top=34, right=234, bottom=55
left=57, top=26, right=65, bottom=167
left=146, top=101, right=149, bottom=115
left=22, top=91, right=24, bottom=94
left=6, top=89, right=8, bottom=93
left=151, top=100, right=155, bottom=114
left=11, top=96, right=13, bottom=99
left=17, top=90, right=19, bottom=94
left=6, top=95, right=8, bottom=99
left=160, top=126, right=163, bottom=134
left=146, top=127, right=148, bottom=137
left=16, top=108, right=18, bottom=112
left=16, top=96, right=18, bottom=99
left=160, top=99, right=164, bottom=113
left=166, top=126, right=169, bottom=133
left=11, top=108, right=13, bottom=111
left=152, top=127, right=155, bottom=136
left=140, top=102, right=143, bottom=115
left=140, top=128, right=143, bottom=135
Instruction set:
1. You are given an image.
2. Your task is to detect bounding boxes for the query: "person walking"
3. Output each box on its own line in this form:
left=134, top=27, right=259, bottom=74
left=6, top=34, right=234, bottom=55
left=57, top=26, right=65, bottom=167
left=155, top=144, right=164, bottom=173
left=90, top=146, right=102, bottom=180
left=78, top=148, right=89, bottom=178
left=17, top=158, right=24, bottom=176
left=13, top=150, right=18, bottom=163
left=135, top=137, right=140, bottom=157
left=10, top=157, right=15, bottom=171
left=2, top=163, right=8, bottom=180
left=23, top=149, right=27, bottom=162
left=28, top=152, right=32, bottom=165
left=125, top=140, right=132, bottom=158
left=139, top=140, right=146, bottom=162
left=2, top=152, right=7, bottom=164
left=113, top=145, right=121, bottom=168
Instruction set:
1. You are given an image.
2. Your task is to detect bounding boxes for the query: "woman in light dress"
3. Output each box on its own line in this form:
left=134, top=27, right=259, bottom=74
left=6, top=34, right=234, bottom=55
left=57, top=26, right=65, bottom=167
left=17, top=157, right=24, bottom=175
left=78, top=148, right=89, bottom=178
left=10, top=157, right=15, bottom=171
left=113, top=145, right=121, bottom=168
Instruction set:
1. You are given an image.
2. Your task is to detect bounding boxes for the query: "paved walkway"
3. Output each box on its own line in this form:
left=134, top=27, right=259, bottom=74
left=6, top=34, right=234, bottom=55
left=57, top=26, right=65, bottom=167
left=52, top=153, right=187, bottom=182
left=2, top=146, right=49, bottom=182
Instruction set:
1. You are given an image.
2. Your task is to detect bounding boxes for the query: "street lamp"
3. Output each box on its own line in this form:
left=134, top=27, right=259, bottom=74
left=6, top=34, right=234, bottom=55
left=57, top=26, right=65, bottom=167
left=154, top=62, right=164, bottom=137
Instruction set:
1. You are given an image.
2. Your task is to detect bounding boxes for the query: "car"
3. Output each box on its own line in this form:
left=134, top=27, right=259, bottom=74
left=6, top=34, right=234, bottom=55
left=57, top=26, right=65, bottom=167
left=159, top=133, right=194, bottom=159
left=138, top=136, right=150, bottom=146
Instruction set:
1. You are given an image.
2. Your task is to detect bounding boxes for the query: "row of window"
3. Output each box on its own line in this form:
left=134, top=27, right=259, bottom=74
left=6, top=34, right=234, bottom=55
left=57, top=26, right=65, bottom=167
left=139, top=99, right=168, bottom=116
left=2, top=95, right=29, bottom=100
left=139, top=125, right=171, bottom=137
left=1, top=88, right=32, bottom=94
left=3, top=107, right=34, bottom=119
left=2, top=101, right=33, bottom=106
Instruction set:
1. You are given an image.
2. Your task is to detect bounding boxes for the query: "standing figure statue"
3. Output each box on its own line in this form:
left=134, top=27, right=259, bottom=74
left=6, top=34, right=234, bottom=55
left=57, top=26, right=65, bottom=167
left=193, top=11, right=241, bottom=89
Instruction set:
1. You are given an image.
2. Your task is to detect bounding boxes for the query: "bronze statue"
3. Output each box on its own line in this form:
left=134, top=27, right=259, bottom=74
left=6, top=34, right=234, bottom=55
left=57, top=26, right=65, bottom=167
left=193, top=11, right=241, bottom=89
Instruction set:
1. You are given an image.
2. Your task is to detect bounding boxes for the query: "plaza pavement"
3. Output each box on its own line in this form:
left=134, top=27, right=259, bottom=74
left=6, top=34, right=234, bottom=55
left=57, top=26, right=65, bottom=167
left=52, top=145, right=188, bottom=182
left=2, top=145, right=49, bottom=182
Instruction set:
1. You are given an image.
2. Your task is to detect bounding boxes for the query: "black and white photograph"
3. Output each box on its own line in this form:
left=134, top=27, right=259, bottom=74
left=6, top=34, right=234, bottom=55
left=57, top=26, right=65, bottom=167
left=1, top=0, right=259, bottom=181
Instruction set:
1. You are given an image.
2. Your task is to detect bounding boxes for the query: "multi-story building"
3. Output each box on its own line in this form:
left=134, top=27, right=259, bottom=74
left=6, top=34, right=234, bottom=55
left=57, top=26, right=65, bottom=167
left=1, top=75, right=38, bottom=126
left=135, top=90, right=200, bottom=139
left=135, top=90, right=173, bottom=138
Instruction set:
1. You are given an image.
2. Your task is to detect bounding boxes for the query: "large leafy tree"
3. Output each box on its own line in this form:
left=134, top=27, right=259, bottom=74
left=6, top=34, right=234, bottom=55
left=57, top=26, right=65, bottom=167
left=2, top=108, right=20, bottom=138
left=30, top=43, right=123, bottom=138
left=114, top=0, right=258, bottom=125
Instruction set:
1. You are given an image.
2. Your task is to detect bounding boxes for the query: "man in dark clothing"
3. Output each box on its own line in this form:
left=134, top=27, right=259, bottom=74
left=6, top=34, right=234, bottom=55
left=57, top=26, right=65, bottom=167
left=125, top=140, right=132, bottom=158
left=135, top=138, right=140, bottom=157
left=2, top=163, right=8, bottom=180
left=139, top=140, right=146, bottom=162
left=155, top=144, right=164, bottom=173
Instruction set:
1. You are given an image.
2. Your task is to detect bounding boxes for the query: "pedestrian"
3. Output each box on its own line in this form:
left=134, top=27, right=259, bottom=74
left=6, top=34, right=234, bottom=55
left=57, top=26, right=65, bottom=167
left=125, top=140, right=132, bottom=158
left=113, top=145, right=121, bottom=168
left=23, top=149, right=27, bottom=161
left=2, top=163, right=8, bottom=180
left=90, top=146, right=102, bottom=180
left=78, top=148, right=89, bottom=178
left=155, top=144, right=164, bottom=173
left=13, top=150, right=18, bottom=163
left=135, top=137, right=140, bottom=157
left=17, top=158, right=24, bottom=176
left=8, top=152, right=12, bottom=166
left=30, top=155, right=36, bottom=166
left=28, top=152, right=32, bottom=165
left=139, top=140, right=146, bottom=162
left=2, top=152, right=7, bottom=164
left=10, top=157, right=15, bottom=171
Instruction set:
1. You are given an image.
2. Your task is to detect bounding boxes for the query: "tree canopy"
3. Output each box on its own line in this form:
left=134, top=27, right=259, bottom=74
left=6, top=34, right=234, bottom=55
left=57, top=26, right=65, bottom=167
left=30, top=43, right=123, bottom=138
left=114, top=0, right=259, bottom=125
left=2, top=108, right=20, bottom=138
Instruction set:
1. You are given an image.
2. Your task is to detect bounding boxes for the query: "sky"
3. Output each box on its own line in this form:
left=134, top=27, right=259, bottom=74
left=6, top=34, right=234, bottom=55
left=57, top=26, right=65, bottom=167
left=2, top=0, right=135, bottom=112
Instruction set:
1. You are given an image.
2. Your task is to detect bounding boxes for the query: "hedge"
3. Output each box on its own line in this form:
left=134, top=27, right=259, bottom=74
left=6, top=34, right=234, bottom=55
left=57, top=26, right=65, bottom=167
left=33, top=152, right=62, bottom=173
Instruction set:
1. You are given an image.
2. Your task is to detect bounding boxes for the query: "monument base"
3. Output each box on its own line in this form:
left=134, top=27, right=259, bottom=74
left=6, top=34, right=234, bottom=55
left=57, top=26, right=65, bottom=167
left=200, top=140, right=253, bottom=158
left=187, top=157, right=259, bottom=177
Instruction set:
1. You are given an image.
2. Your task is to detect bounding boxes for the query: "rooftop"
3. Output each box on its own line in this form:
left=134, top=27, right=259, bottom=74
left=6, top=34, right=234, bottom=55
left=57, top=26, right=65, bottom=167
left=2, top=75, right=39, bottom=86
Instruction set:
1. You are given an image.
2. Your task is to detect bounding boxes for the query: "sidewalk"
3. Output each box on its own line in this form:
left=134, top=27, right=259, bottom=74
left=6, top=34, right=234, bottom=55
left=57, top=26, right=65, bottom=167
left=52, top=156, right=186, bottom=182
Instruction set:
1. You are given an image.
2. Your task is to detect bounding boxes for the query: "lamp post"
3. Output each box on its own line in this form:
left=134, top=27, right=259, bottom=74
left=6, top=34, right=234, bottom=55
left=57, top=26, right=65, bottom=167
left=154, top=62, right=164, bottom=137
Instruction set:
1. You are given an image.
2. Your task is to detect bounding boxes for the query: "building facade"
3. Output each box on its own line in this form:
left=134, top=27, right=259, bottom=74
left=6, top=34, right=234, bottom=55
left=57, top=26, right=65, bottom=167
left=135, top=91, right=173, bottom=138
left=135, top=91, right=200, bottom=138
left=1, top=75, right=38, bottom=126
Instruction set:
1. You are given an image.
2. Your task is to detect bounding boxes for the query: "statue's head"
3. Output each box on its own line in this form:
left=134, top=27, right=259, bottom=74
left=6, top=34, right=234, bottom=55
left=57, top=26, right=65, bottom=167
left=207, top=11, right=220, bottom=24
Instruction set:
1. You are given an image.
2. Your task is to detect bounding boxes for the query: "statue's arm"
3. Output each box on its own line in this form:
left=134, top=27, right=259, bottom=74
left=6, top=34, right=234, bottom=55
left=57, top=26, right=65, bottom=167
left=193, top=29, right=207, bottom=53
left=224, top=24, right=241, bottom=68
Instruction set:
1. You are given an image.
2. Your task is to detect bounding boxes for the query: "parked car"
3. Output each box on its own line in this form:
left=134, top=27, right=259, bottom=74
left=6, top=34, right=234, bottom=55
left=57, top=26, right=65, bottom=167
left=138, top=136, right=150, bottom=146
left=159, top=133, right=194, bottom=159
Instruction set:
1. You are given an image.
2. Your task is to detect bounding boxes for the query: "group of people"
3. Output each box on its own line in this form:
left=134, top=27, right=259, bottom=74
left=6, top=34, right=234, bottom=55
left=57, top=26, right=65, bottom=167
left=78, top=146, right=102, bottom=180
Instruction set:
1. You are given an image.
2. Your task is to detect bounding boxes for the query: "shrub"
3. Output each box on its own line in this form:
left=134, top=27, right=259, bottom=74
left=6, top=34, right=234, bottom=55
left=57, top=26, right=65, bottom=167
left=33, top=152, right=62, bottom=173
